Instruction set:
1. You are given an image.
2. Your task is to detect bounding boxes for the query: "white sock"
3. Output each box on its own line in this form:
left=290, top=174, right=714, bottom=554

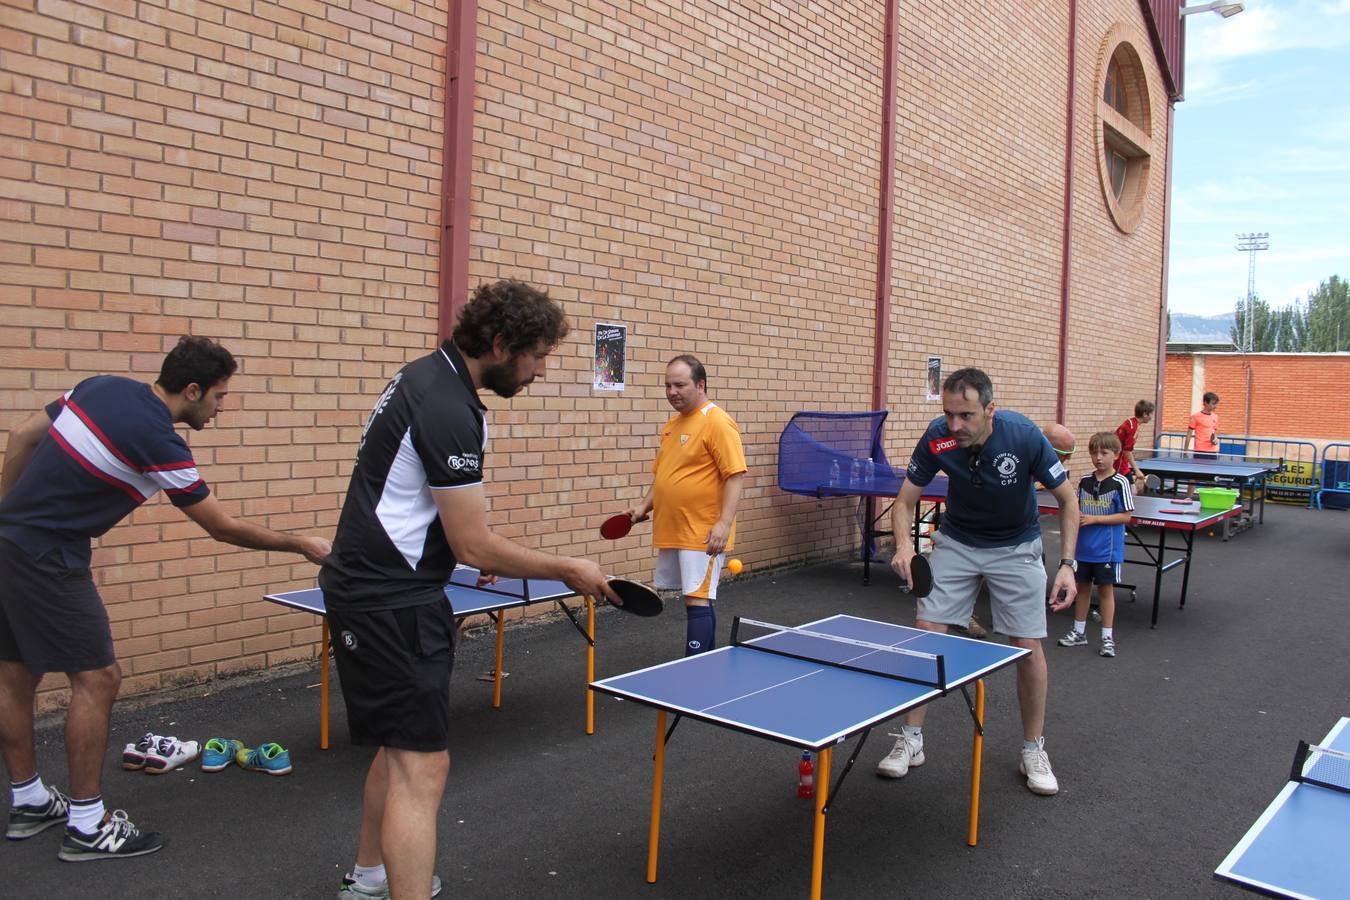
left=68, top=796, right=105, bottom=834
left=1023, top=737, right=1043, bottom=753
left=1073, top=620, right=1087, bottom=635
left=353, top=864, right=387, bottom=889
left=1102, top=627, right=1114, bottom=640
left=901, top=725, right=923, bottom=745
left=11, top=774, right=49, bottom=808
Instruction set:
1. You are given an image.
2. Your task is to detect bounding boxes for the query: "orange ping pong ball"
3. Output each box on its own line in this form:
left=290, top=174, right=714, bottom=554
left=727, top=558, right=743, bottom=575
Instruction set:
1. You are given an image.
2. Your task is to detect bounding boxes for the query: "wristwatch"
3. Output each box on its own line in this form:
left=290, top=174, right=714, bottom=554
left=1058, top=558, right=1078, bottom=573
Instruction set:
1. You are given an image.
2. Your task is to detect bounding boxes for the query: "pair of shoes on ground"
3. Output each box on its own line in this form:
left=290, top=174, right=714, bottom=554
left=7, top=790, right=163, bottom=862
left=338, top=873, right=443, bottom=898
left=121, top=733, right=200, bottom=774
left=875, top=733, right=1059, bottom=795
left=1057, top=630, right=1117, bottom=657
left=201, top=738, right=293, bottom=775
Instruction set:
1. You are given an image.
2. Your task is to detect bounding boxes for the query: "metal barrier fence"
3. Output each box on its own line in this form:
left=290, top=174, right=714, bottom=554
left=1154, top=433, right=1322, bottom=508
left=1315, top=443, right=1350, bottom=510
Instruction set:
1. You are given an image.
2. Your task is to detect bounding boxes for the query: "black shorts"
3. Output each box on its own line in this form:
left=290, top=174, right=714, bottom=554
left=328, top=598, right=456, bottom=752
left=0, top=538, right=115, bottom=674
left=1075, top=561, right=1120, bottom=587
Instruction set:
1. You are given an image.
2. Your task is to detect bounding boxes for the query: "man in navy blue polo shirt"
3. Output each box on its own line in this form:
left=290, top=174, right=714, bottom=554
left=876, top=367, right=1080, bottom=795
left=0, top=336, right=332, bottom=861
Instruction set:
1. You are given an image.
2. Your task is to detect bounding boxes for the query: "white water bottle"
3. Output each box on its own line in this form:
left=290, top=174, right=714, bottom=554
left=864, top=457, right=875, bottom=489
left=828, top=459, right=840, bottom=486
left=849, top=458, right=862, bottom=488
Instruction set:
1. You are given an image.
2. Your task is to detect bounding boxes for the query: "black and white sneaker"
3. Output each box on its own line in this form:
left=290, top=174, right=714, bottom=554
left=6, top=787, right=70, bottom=840
left=58, top=810, right=164, bottom=862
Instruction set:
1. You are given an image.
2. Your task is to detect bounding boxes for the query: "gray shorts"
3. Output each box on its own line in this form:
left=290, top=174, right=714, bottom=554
left=918, top=531, right=1047, bottom=639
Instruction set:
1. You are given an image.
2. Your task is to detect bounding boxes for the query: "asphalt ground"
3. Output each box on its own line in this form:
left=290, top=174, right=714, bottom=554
left=5, top=500, right=1348, bottom=899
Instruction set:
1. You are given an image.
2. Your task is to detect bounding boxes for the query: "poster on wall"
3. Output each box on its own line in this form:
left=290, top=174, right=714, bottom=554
left=594, top=323, right=627, bottom=391
left=926, top=356, right=942, bottom=401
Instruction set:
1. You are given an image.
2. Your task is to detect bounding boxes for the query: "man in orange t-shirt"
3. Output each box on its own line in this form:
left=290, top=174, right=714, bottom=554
left=624, top=355, right=747, bottom=655
left=1184, top=392, right=1221, bottom=456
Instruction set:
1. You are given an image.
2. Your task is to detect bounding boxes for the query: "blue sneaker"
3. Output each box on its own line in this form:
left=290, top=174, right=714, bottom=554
left=200, top=738, right=243, bottom=772
left=236, top=742, right=292, bottom=776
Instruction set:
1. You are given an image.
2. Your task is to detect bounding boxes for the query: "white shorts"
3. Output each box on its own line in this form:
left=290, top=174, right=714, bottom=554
left=917, top=531, right=1048, bottom=639
left=654, top=549, right=724, bottom=601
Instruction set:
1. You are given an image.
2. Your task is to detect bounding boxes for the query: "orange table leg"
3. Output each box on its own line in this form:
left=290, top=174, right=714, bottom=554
left=586, top=595, right=596, bottom=735
left=320, top=618, right=330, bottom=751
left=967, top=678, right=986, bottom=846
left=647, top=710, right=667, bottom=884
left=492, top=611, right=506, bottom=709
left=810, top=747, right=832, bottom=900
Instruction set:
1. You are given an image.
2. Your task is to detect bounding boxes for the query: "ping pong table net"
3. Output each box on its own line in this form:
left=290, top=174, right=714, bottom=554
left=1289, top=740, right=1350, bottom=796
left=777, top=410, right=903, bottom=495
left=731, top=616, right=948, bottom=691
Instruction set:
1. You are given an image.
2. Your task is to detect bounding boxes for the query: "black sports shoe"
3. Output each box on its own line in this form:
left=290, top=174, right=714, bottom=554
left=57, top=810, right=164, bottom=862
left=6, top=787, right=70, bottom=839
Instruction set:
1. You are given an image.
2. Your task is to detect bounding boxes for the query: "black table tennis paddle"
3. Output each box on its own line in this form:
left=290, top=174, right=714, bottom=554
left=600, top=513, right=633, bottom=540
left=607, top=578, right=663, bottom=616
left=900, top=554, right=933, bottom=598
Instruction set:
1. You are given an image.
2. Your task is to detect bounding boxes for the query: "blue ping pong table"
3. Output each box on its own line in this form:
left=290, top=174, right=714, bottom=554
left=264, top=567, right=589, bottom=749
left=591, top=614, right=1028, bottom=900
left=1215, top=717, right=1350, bottom=899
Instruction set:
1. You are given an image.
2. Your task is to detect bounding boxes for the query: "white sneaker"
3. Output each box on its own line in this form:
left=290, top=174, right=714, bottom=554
left=1018, top=737, right=1058, bottom=795
left=876, top=733, right=925, bottom=778
left=143, top=736, right=200, bottom=774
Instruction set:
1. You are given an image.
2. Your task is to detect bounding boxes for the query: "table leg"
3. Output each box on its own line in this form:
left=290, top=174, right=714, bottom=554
left=320, top=617, right=330, bottom=751
left=647, top=710, right=667, bottom=884
left=492, top=611, right=507, bottom=709
left=967, top=678, right=985, bottom=846
left=586, top=595, right=596, bottom=735
left=1179, top=528, right=1195, bottom=608
left=1151, top=527, right=1165, bottom=628
left=810, top=746, right=833, bottom=900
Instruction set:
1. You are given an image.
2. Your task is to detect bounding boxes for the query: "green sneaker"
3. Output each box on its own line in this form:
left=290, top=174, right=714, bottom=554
left=236, top=742, right=293, bottom=776
left=201, top=738, right=244, bottom=772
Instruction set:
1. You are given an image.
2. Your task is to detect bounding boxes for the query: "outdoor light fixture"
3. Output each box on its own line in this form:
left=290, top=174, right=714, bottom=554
left=1179, top=2, right=1245, bottom=17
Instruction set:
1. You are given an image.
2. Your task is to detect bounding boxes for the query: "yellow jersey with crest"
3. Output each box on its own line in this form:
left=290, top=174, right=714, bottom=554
left=651, top=402, right=747, bottom=551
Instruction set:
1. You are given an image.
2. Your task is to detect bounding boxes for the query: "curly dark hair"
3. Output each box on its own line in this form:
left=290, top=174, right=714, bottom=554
left=452, top=280, right=570, bottom=358
left=156, top=336, right=238, bottom=394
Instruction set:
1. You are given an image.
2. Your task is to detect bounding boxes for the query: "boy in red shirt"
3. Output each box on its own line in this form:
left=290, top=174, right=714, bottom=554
left=1114, top=400, right=1154, bottom=494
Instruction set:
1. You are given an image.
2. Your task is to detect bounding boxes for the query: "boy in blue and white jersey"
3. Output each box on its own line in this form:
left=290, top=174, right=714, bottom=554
left=1058, top=431, right=1134, bottom=657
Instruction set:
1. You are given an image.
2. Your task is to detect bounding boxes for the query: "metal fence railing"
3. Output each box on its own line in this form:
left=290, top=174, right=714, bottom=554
left=1153, top=432, right=1325, bottom=509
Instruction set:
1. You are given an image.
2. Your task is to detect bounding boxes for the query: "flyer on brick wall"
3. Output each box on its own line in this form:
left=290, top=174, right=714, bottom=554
left=926, top=356, right=942, bottom=401
left=594, top=323, right=626, bottom=391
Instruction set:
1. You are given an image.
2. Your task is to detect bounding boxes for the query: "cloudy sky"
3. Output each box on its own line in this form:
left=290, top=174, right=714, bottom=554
left=1167, top=0, right=1350, bottom=316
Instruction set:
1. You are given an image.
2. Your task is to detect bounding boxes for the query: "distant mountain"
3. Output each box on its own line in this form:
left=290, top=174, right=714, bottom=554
left=1168, top=312, right=1235, bottom=343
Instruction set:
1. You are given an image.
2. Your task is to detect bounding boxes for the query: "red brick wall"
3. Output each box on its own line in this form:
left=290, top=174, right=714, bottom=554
left=2, top=0, right=1170, bottom=707
left=1164, top=352, right=1350, bottom=444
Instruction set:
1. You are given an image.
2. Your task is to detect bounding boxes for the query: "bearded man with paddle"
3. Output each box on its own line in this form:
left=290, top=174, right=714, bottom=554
left=320, top=280, right=618, bottom=900
left=622, top=355, right=746, bottom=656
left=878, top=367, right=1080, bottom=797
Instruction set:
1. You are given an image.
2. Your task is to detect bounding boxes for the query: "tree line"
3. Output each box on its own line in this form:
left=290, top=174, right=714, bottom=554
left=1230, top=275, right=1349, bottom=352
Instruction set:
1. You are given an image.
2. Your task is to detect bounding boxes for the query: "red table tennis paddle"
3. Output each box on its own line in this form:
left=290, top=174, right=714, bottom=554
left=600, top=514, right=633, bottom=540
left=1159, top=508, right=1188, bottom=514
left=901, top=554, right=933, bottom=598
left=606, top=578, right=663, bottom=616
